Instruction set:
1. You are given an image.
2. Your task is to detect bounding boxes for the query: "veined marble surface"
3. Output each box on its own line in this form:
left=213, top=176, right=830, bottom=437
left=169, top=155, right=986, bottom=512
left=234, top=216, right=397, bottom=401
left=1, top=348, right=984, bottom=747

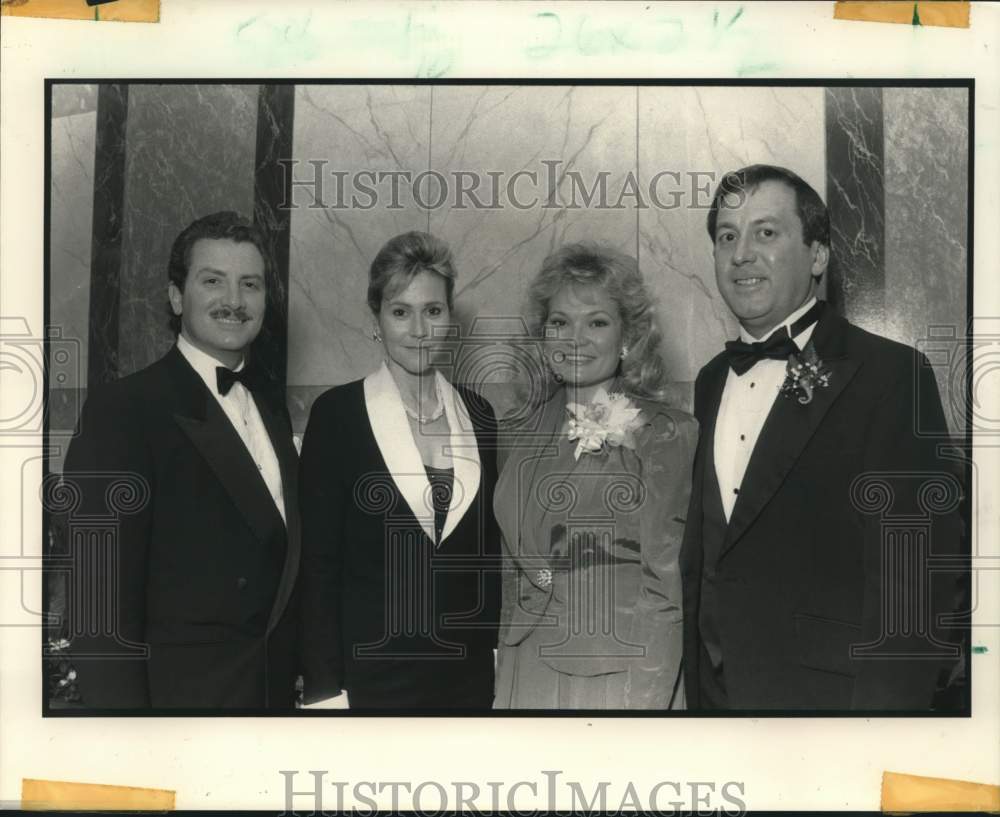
left=288, top=85, right=432, bottom=387
left=638, top=86, right=826, bottom=381
left=117, top=84, right=259, bottom=376
left=883, top=86, right=968, bottom=434
left=50, top=87, right=97, bottom=387
left=825, top=86, right=886, bottom=328
left=286, top=84, right=826, bottom=395
left=430, top=86, right=637, bottom=328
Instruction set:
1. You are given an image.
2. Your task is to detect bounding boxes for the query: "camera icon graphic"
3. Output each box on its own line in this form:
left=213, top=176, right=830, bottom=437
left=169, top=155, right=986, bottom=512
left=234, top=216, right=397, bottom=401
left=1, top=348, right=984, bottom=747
left=916, top=319, right=1000, bottom=438
left=0, top=317, right=81, bottom=436
left=422, top=315, right=571, bottom=436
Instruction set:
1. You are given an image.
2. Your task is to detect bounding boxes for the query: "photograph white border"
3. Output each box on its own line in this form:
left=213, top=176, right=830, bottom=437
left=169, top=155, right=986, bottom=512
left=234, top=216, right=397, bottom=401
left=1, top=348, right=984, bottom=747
left=2, top=1, right=998, bottom=811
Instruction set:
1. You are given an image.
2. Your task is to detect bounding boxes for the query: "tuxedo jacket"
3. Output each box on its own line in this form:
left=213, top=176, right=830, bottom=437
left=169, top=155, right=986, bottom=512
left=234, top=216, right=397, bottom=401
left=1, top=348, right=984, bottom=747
left=59, top=346, right=300, bottom=709
left=298, top=363, right=501, bottom=704
left=680, top=306, right=965, bottom=711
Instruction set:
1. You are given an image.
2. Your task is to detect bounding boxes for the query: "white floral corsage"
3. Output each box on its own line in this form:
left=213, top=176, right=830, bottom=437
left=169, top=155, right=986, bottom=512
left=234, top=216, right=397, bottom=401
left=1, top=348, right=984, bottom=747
left=780, top=343, right=832, bottom=405
left=566, top=388, right=644, bottom=461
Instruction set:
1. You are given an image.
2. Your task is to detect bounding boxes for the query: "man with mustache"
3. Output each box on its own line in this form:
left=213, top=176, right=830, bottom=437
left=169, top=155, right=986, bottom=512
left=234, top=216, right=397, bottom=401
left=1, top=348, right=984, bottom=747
left=60, top=211, right=300, bottom=709
left=680, top=164, right=964, bottom=711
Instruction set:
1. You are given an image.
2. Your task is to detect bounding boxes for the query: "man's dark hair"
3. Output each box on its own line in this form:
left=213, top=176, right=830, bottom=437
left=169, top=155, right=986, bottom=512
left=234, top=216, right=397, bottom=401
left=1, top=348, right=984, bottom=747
left=166, top=211, right=282, bottom=335
left=706, top=164, right=830, bottom=248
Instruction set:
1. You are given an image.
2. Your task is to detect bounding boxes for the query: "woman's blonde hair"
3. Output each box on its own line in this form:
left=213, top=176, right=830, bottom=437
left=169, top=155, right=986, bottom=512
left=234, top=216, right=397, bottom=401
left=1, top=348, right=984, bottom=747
left=523, top=242, right=669, bottom=401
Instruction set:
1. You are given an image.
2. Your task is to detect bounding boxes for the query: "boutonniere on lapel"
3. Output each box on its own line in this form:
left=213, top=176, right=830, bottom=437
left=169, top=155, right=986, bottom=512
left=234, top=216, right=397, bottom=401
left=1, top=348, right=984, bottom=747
left=781, top=342, right=832, bottom=406
left=566, top=388, right=644, bottom=460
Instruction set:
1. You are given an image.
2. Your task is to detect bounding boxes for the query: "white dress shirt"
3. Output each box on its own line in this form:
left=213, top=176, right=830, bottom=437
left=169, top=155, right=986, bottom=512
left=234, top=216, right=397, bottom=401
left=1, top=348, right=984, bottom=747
left=714, top=298, right=819, bottom=521
left=176, top=334, right=286, bottom=523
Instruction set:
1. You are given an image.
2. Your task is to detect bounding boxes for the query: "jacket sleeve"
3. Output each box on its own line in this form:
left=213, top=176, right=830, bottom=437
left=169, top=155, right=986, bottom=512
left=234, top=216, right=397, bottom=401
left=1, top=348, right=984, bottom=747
left=853, top=351, right=965, bottom=709
left=625, top=409, right=698, bottom=709
left=456, top=390, right=503, bottom=650
left=298, top=391, right=348, bottom=702
left=59, top=385, right=153, bottom=709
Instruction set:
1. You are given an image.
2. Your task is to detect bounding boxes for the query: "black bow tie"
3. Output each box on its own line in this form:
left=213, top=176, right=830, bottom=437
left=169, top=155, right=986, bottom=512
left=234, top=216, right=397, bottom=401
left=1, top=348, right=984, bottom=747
left=216, top=366, right=258, bottom=396
left=724, top=301, right=825, bottom=376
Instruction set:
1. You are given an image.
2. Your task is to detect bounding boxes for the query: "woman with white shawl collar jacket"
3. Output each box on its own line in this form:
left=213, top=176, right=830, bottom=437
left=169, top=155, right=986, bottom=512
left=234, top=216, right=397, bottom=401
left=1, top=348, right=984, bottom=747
left=299, top=232, right=501, bottom=710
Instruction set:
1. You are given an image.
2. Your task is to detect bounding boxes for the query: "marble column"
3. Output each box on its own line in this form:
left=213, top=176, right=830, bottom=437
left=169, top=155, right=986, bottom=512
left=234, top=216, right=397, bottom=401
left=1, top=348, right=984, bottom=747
left=87, top=83, right=128, bottom=387
left=116, top=84, right=260, bottom=377
left=253, top=84, right=296, bottom=385
left=824, top=87, right=886, bottom=330
left=883, top=86, right=969, bottom=434
left=49, top=84, right=98, bottom=441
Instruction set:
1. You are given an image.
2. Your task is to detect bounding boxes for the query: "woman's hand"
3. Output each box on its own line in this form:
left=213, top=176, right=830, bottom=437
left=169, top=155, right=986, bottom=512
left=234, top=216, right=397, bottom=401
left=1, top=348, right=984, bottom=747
left=300, top=690, right=349, bottom=709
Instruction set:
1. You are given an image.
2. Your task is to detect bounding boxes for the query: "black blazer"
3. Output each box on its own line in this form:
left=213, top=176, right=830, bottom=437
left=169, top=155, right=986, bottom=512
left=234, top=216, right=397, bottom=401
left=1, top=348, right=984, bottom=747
left=299, top=368, right=501, bottom=704
left=680, top=306, right=965, bottom=711
left=58, top=346, right=300, bottom=709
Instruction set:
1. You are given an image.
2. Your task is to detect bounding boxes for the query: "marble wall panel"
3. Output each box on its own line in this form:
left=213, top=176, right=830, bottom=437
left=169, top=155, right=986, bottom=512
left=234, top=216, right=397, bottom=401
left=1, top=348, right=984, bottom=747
left=429, top=86, right=638, bottom=324
left=50, top=87, right=97, bottom=389
left=287, top=85, right=432, bottom=392
left=884, top=87, right=968, bottom=434
left=117, top=84, right=259, bottom=376
left=638, top=86, right=827, bottom=383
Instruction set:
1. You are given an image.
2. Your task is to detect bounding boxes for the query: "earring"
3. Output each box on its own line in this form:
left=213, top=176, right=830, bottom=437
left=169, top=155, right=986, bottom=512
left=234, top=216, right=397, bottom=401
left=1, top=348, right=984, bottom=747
left=372, top=329, right=382, bottom=343
left=620, top=345, right=628, bottom=360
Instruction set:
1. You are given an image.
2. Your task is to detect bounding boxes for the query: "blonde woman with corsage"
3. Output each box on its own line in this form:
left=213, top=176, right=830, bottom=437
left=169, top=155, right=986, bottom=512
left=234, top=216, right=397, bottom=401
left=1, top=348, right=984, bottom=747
left=493, top=243, right=696, bottom=710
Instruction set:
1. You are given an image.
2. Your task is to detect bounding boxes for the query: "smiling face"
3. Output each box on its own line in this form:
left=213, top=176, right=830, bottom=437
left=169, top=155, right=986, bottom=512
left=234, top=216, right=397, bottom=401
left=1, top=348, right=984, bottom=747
left=544, top=283, right=624, bottom=396
left=713, top=179, right=829, bottom=338
left=168, top=238, right=266, bottom=368
left=376, top=269, right=452, bottom=378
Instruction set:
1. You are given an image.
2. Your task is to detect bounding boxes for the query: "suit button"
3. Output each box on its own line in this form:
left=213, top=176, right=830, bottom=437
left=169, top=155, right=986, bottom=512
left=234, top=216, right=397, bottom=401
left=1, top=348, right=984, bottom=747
left=236, top=577, right=248, bottom=590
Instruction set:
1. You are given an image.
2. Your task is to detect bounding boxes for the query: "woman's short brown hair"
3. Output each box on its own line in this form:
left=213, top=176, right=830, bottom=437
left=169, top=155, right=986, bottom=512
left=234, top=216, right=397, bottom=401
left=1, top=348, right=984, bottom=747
left=367, top=231, right=456, bottom=313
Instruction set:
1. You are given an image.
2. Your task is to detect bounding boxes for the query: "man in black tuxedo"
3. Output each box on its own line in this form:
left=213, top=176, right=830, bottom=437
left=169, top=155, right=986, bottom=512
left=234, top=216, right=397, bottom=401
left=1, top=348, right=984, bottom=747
left=680, top=164, right=964, bottom=711
left=59, top=211, right=300, bottom=709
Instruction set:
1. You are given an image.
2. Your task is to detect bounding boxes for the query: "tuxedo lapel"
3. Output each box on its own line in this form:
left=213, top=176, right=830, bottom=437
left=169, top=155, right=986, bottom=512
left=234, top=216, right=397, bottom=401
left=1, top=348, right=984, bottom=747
left=166, top=348, right=285, bottom=546
left=681, top=359, right=726, bottom=579
left=254, top=394, right=301, bottom=634
left=364, top=363, right=436, bottom=543
left=695, top=358, right=729, bottom=497
left=722, top=310, right=862, bottom=555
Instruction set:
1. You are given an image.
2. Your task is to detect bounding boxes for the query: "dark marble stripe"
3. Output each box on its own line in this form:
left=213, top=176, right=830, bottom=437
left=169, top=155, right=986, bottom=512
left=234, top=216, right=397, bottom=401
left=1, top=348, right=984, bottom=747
left=117, top=85, right=259, bottom=377
left=252, top=85, right=296, bottom=388
left=87, top=84, right=128, bottom=387
left=49, top=387, right=86, bottom=434
left=824, top=87, right=886, bottom=329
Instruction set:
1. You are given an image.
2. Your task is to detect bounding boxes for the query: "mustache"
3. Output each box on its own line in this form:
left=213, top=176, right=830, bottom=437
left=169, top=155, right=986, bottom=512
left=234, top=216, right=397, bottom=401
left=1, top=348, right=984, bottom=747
left=210, top=306, right=252, bottom=321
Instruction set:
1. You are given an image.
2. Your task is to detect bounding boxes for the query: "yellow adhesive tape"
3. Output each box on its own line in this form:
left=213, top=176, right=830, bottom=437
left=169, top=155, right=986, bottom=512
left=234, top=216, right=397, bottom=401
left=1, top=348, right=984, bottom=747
left=0, top=0, right=160, bottom=23
left=882, top=771, right=1000, bottom=813
left=21, top=778, right=175, bottom=810
left=834, top=1, right=971, bottom=28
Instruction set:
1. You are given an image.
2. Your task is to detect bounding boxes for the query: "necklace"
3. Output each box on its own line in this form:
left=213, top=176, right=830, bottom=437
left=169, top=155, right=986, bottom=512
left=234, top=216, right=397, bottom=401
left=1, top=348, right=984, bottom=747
left=401, top=375, right=446, bottom=425
left=403, top=400, right=444, bottom=425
